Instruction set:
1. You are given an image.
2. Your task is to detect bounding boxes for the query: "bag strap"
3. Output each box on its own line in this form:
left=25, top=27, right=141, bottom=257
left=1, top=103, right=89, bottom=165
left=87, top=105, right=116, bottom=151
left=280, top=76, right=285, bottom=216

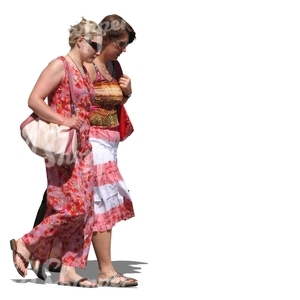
left=112, top=60, right=126, bottom=116
left=113, top=60, right=123, bottom=80
left=62, top=57, right=76, bottom=115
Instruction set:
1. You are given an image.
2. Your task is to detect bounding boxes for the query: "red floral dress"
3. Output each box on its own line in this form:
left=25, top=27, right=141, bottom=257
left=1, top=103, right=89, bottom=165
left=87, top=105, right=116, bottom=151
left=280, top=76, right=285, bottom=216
left=22, top=56, right=95, bottom=268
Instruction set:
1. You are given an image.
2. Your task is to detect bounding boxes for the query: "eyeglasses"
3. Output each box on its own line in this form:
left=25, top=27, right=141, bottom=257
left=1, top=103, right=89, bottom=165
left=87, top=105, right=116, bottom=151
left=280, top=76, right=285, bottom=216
left=112, top=38, right=128, bottom=49
left=83, top=38, right=102, bottom=52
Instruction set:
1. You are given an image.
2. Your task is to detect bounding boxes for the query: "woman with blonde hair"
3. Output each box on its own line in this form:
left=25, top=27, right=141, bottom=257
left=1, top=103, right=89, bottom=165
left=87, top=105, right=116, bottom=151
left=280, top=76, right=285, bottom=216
left=10, top=17, right=104, bottom=288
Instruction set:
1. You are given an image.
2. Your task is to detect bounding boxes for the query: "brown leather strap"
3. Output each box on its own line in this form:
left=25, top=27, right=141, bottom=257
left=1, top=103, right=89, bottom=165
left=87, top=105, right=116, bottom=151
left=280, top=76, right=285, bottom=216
left=113, top=60, right=123, bottom=80
left=63, top=57, right=76, bottom=115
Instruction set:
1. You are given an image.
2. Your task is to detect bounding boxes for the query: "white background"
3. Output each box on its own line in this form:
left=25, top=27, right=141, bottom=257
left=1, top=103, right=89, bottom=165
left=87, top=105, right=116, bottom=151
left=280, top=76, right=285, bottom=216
left=1, top=0, right=300, bottom=299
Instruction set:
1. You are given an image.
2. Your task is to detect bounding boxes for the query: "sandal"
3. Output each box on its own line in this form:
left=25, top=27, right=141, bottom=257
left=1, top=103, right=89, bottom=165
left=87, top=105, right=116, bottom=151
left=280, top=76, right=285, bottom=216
left=10, top=239, right=29, bottom=278
left=58, top=277, right=98, bottom=288
left=98, top=272, right=138, bottom=287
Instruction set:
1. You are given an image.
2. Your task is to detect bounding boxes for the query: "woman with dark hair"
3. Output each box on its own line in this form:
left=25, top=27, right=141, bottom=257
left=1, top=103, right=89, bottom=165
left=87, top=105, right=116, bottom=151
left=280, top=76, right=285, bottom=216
left=85, top=13, right=137, bottom=287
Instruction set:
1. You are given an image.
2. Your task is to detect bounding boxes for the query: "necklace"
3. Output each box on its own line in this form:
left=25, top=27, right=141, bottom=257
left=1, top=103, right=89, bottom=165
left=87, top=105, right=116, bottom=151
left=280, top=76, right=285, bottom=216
left=102, top=65, right=109, bottom=74
left=67, top=54, right=85, bottom=78
left=67, top=54, right=90, bottom=92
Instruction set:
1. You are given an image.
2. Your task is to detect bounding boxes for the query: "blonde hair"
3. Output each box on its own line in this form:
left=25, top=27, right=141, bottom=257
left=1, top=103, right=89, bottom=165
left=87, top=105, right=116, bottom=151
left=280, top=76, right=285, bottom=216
left=69, top=17, right=105, bottom=48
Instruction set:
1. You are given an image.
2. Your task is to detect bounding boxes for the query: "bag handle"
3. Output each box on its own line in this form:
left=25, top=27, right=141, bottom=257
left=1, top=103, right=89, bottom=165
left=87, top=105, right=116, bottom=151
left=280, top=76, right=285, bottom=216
left=112, top=60, right=127, bottom=119
left=63, top=58, right=76, bottom=115
left=113, top=60, right=123, bottom=80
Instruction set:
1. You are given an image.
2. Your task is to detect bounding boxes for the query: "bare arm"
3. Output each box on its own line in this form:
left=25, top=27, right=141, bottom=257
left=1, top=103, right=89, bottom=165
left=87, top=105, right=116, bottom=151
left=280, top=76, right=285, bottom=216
left=28, top=58, right=82, bottom=129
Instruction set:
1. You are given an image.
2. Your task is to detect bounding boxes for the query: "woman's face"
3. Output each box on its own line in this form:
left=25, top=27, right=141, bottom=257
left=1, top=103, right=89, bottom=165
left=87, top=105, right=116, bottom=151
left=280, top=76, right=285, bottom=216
left=81, top=35, right=103, bottom=63
left=103, top=34, right=129, bottom=60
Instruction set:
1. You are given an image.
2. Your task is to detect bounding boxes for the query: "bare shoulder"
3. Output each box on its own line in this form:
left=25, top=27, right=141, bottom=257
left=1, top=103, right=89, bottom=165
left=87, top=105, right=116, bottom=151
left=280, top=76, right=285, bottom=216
left=37, top=58, right=65, bottom=81
left=47, top=57, right=65, bottom=73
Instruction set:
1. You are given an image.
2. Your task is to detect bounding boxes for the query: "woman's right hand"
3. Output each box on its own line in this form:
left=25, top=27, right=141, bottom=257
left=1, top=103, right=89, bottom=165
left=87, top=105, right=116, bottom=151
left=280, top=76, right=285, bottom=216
left=63, top=115, right=84, bottom=131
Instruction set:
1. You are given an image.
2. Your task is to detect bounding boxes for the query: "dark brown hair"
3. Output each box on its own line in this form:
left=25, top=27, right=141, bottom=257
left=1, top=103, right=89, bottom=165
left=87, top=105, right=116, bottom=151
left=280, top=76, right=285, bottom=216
left=99, top=14, right=136, bottom=44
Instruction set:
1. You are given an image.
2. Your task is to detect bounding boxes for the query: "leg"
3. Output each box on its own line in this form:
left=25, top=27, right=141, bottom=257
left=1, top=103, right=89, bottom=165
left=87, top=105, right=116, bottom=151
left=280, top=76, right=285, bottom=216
left=90, top=129, right=136, bottom=286
left=24, top=153, right=94, bottom=285
left=92, top=230, right=114, bottom=275
left=11, top=189, right=47, bottom=278
left=92, top=230, right=137, bottom=287
left=30, top=190, right=61, bottom=279
left=56, top=206, right=97, bottom=287
left=53, top=152, right=96, bottom=287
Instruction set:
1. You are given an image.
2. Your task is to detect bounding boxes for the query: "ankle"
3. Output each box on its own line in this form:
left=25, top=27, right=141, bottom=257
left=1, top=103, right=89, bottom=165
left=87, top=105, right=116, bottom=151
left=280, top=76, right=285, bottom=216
left=59, top=265, right=81, bottom=282
left=60, top=265, right=76, bottom=277
left=99, top=269, right=116, bottom=276
left=17, top=239, right=32, bottom=256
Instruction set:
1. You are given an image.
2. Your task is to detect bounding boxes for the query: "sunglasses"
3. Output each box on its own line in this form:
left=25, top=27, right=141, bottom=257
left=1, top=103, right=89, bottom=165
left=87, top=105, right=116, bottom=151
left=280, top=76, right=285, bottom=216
left=83, top=38, right=102, bottom=52
left=112, top=38, right=128, bottom=49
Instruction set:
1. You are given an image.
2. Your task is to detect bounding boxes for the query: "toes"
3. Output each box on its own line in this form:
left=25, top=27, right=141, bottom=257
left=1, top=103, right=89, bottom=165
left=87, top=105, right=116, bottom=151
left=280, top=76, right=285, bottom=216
left=16, top=252, right=29, bottom=274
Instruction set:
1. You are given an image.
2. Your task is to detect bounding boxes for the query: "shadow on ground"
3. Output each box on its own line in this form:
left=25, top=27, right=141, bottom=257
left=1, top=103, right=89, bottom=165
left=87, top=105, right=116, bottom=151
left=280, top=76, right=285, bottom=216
left=11, top=260, right=148, bottom=285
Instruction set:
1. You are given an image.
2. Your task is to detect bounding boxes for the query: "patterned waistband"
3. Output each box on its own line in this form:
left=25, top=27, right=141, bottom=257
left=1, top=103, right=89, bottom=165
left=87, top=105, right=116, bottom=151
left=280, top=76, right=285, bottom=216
left=89, top=107, right=118, bottom=127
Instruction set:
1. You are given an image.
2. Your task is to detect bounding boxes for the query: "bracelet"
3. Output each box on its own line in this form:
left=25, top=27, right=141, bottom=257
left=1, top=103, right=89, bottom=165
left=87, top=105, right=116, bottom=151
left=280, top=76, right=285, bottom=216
left=123, top=92, right=132, bottom=98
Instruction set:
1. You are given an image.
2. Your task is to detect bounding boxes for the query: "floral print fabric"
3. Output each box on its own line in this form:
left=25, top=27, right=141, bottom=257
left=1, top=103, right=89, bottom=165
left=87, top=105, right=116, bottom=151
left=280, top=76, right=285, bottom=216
left=22, top=56, right=95, bottom=268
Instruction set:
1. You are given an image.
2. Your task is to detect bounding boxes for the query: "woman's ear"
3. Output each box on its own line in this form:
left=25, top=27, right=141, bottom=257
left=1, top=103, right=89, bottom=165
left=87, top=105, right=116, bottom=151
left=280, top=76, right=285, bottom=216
left=76, top=36, right=84, bottom=49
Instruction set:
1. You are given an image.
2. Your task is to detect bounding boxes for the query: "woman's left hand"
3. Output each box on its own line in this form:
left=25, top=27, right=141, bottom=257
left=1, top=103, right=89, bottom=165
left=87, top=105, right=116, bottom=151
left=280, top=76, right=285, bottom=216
left=118, top=74, right=132, bottom=96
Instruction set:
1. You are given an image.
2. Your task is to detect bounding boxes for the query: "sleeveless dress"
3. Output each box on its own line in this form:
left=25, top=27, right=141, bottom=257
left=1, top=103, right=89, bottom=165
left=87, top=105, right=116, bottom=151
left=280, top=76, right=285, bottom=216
left=89, top=61, right=135, bottom=232
left=23, top=56, right=95, bottom=268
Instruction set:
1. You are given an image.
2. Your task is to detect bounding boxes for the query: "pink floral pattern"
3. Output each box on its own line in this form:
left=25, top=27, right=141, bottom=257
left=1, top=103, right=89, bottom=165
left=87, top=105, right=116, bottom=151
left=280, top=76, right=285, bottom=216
left=22, top=56, right=95, bottom=268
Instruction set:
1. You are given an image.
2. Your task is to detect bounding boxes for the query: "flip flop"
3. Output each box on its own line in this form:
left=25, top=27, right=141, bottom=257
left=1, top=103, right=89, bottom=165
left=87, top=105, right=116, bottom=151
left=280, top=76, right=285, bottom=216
left=58, top=277, right=98, bottom=288
left=10, top=239, right=29, bottom=278
left=98, top=273, right=138, bottom=287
